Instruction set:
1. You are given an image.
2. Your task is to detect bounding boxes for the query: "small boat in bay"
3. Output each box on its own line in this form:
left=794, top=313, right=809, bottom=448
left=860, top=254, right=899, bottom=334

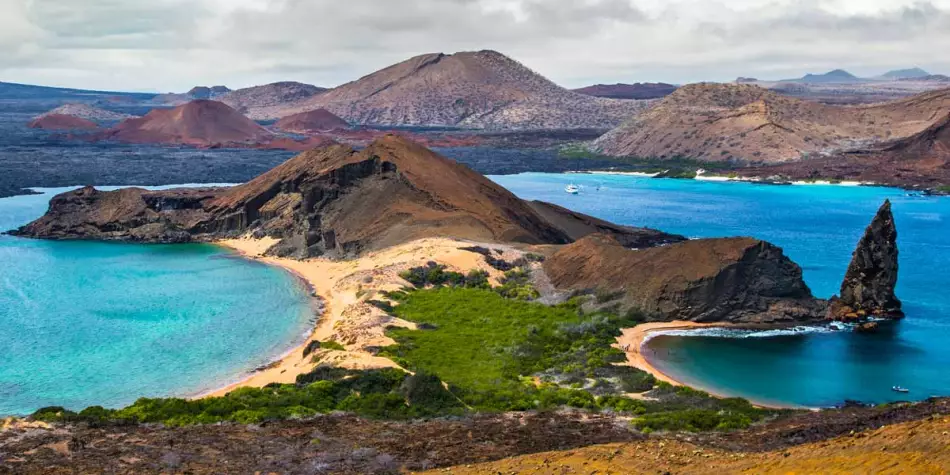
left=565, top=184, right=580, bottom=194
left=892, top=386, right=910, bottom=393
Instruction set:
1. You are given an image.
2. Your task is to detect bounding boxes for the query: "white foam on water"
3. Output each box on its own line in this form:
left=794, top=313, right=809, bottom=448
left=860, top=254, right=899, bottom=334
left=644, top=325, right=837, bottom=343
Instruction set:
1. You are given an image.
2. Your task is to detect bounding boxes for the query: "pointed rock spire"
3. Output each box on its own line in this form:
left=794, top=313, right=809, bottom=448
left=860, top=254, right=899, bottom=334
left=836, top=200, right=903, bottom=319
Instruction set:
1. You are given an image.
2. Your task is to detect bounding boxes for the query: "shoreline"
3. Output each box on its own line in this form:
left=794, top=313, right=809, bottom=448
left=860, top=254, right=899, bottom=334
left=200, top=237, right=521, bottom=398
left=616, top=322, right=808, bottom=410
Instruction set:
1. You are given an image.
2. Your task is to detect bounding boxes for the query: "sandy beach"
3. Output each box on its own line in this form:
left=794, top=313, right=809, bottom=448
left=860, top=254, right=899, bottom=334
left=204, top=237, right=525, bottom=398
left=614, top=321, right=723, bottom=386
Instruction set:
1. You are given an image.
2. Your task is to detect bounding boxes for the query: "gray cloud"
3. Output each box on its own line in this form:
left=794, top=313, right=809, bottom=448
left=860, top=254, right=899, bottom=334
left=1, top=0, right=950, bottom=91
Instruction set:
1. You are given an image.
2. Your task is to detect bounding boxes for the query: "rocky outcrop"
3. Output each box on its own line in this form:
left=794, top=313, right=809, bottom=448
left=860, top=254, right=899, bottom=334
left=543, top=234, right=825, bottom=324
left=832, top=200, right=903, bottom=319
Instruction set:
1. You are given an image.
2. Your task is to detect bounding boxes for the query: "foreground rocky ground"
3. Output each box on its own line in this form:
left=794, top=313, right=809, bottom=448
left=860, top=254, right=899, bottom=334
left=2, top=398, right=948, bottom=474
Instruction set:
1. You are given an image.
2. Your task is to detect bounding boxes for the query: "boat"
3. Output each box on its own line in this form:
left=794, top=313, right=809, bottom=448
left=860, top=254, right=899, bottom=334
left=892, top=386, right=910, bottom=393
left=565, top=184, right=580, bottom=194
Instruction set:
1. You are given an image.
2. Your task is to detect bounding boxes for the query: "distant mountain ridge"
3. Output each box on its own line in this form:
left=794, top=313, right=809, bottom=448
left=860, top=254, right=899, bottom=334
left=219, top=82, right=328, bottom=120
left=782, top=69, right=862, bottom=84
left=273, top=50, right=650, bottom=130
left=880, top=68, right=931, bottom=79
left=572, top=83, right=677, bottom=100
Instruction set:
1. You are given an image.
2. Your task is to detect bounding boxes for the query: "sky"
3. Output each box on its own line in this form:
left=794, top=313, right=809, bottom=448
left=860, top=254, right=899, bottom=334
left=2, top=0, right=950, bottom=92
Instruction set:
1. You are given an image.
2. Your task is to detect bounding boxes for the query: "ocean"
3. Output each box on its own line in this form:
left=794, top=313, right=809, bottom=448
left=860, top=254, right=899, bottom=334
left=0, top=186, right=314, bottom=416
left=490, top=173, right=950, bottom=407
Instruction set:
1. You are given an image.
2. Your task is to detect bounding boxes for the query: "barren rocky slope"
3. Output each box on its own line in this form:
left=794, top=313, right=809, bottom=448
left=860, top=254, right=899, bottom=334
left=219, top=81, right=327, bottom=119
left=3, top=398, right=948, bottom=474
left=10, top=136, right=679, bottom=258
left=740, top=111, right=950, bottom=187
left=593, top=83, right=950, bottom=164
left=275, top=50, right=650, bottom=129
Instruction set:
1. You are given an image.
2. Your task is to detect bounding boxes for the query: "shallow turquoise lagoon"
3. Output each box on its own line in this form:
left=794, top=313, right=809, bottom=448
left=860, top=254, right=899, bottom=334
left=0, top=187, right=313, bottom=415
left=490, top=173, right=950, bottom=407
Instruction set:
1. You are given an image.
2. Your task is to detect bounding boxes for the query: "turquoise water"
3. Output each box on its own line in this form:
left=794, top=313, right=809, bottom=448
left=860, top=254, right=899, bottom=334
left=0, top=187, right=314, bottom=416
left=490, top=173, right=950, bottom=407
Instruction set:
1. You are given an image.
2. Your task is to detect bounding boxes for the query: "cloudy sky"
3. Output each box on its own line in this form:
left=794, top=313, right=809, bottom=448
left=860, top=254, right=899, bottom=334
left=2, top=0, right=950, bottom=92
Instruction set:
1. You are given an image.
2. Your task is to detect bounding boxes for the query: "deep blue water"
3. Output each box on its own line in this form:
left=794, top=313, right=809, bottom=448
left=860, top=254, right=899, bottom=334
left=0, top=187, right=314, bottom=416
left=490, top=173, right=950, bottom=407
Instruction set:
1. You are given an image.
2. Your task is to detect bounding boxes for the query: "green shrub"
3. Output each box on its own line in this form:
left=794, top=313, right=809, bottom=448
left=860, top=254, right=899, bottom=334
left=632, top=409, right=754, bottom=432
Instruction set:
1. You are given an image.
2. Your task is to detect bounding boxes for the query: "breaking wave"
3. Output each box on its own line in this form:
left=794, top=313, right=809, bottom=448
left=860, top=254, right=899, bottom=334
left=644, top=325, right=838, bottom=342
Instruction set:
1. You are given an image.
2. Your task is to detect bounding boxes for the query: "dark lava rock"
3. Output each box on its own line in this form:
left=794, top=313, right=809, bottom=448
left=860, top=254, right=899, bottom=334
left=835, top=200, right=903, bottom=319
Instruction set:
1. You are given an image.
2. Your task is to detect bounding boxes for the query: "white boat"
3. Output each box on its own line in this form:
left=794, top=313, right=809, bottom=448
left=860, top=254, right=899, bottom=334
left=892, top=386, right=910, bottom=393
left=565, top=184, right=580, bottom=194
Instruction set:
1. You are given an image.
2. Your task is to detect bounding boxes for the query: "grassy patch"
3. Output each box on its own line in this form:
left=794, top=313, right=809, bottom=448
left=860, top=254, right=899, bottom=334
left=32, top=368, right=465, bottom=426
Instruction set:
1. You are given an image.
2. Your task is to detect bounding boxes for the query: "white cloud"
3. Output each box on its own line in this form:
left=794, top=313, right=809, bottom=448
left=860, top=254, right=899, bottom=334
left=1, top=0, right=949, bottom=91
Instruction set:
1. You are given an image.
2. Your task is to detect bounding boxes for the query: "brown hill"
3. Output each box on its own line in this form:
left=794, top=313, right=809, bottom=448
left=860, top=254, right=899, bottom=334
left=220, top=81, right=327, bottom=120
left=274, top=109, right=349, bottom=134
left=572, top=82, right=677, bottom=100
left=12, top=136, right=677, bottom=258
left=27, top=114, right=98, bottom=130
left=275, top=50, right=649, bottom=129
left=543, top=233, right=823, bottom=324
left=103, top=100, right=273, bottom=147
left=593, top=83, right=950, bottom=164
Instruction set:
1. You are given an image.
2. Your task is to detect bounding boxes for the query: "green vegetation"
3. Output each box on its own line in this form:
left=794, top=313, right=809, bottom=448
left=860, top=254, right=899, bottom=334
left=32, top=368, right=464, bottom=426
left=319, top=340, right=346, bottom=352
left=936, top=185, right=950, bottom=194
left=399, top=262, right=490, bottom=289
left=32, top=266, right=780, bottom=433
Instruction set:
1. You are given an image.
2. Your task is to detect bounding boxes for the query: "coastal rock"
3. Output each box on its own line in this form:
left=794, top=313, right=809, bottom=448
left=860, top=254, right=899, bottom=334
left=833, top=200, right=903, bottom=319
left=10, top=185, right=218, bottom=242
left=543, top=233, right=825, bottom=324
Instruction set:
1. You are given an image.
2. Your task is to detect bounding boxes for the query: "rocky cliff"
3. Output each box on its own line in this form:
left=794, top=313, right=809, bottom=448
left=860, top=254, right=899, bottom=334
left=833, top=200, right=903, bottom=319
left=543, top=233, right=824, bottom=324
left=10, top=136, right=676, bottom=259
